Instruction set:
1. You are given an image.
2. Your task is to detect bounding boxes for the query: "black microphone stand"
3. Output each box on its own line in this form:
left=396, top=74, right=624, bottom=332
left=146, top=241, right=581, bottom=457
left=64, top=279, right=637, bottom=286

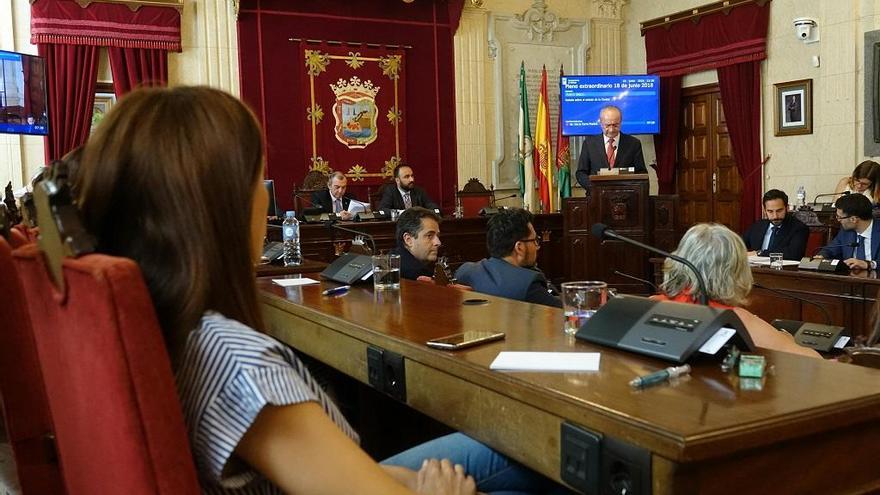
left=593, top=223, right=709, bottom=305
left=326, top=222, right=377, bottom=254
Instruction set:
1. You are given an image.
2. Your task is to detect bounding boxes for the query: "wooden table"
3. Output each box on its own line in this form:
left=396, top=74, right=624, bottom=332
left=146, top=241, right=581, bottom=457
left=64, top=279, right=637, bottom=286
left=258, top=276, right=880, bottom=494
left=255, top=259, right=327, bottom=277
left=267, top=214, right=565, bottom=283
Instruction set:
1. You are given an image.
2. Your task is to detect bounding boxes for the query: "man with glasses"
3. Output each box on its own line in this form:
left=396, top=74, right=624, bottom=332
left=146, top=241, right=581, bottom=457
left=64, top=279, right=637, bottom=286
left=455, top=208, right=561, bottom=307
left=816, top=193, right=880, bottom=269
left=742, top=189, right=809, bottom=260
left=575, top=105, right=646, bottom=190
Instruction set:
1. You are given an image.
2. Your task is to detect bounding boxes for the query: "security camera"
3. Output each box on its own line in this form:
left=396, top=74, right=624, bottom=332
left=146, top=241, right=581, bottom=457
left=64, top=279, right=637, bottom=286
left=793, top=17, right=818, bottom=43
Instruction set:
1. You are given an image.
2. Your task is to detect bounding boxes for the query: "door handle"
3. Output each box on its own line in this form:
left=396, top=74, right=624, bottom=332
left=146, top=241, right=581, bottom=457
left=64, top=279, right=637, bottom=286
left=712, top=171, right=717, bottom=194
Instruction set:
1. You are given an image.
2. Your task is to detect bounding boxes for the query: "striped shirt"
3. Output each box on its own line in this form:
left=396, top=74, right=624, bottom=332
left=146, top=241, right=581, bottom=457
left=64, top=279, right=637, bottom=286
left=176, top=312, right=358, bottom=493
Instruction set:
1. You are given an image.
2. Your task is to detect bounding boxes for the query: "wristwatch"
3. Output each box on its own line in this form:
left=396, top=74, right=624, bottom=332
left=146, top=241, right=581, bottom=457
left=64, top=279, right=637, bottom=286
left=871, top=260, right=877, bottom=270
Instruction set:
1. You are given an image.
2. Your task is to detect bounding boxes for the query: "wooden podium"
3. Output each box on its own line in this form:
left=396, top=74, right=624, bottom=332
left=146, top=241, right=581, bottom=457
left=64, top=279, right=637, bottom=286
left=565, top=174, right=652, bottom=294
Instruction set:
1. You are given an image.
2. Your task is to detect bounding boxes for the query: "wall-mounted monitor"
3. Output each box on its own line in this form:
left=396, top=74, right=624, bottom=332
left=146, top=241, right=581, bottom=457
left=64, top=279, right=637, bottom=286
left=0, top=50, right=50, bottom=136
left=560, top=74, right=660, bottom=136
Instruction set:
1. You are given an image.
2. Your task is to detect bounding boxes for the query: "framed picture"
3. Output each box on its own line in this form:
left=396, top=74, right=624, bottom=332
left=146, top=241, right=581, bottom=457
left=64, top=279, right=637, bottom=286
left=774, top=79, right=812, bottom=136
left=92, top=82, right=116, bottom=133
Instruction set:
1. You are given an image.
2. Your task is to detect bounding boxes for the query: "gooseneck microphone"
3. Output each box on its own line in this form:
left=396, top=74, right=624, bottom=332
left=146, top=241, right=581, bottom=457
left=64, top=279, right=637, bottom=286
left=613, top=270, right=658, bottom=292
left=592, top=223, right=709, bottom=305
left=813, top=190, right=848, bottom=204
left=752, top=282, right=832, bottom=325
left=325, top=222, right=377, bottom=254
left=810, top=239, right=859, bottom=258
left=492, top=193, right=518, bottom=206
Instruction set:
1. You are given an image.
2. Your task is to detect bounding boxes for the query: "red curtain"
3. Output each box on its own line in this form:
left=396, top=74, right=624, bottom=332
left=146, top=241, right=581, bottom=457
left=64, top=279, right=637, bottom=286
left=655, top=75, right=682, bottom=194
left=38, top=44, right=99, bottom=162
left=718, top=61, right=763, bottom=232
left=644, top=2, right=769, bottom=225
left=108, top=47, right=168, bottom=96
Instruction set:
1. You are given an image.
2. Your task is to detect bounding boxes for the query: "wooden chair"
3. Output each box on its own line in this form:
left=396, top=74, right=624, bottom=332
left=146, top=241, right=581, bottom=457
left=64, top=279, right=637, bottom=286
left=456, top=178, right=495, bottom=217
left=293, top=169, right=329, bottom=213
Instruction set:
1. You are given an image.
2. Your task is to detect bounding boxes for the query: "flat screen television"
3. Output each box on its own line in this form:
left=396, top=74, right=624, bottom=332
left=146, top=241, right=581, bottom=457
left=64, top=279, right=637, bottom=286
left=560, top=74, right=659, bottom=136
left=0, top=50, right=50, bottom=136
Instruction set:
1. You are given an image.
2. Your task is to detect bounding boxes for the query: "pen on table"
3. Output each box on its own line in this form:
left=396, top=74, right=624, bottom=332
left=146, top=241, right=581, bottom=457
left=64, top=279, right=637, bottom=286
left=629, top=364, right=691, bottom=388
left=322, top=285, right=351, bottom=296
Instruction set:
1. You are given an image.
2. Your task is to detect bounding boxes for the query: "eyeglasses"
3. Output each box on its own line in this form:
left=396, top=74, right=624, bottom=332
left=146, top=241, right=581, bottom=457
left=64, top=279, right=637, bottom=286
left=836, top=214, right=855, bottom=221
left=518, top=236, right=542, bottom=246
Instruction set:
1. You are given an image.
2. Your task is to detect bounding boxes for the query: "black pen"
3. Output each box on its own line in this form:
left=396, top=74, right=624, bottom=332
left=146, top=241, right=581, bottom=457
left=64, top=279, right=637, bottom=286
left=322, top=285, right=350, bottom=296
left=629, top=364, right=691, bottom=388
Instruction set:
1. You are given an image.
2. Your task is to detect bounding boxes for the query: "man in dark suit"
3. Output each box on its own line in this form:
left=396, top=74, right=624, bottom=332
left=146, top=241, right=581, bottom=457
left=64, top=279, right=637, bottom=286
left=311, top=171, right=356, bottom=220
left=390, top=207, right=442, bottom=280
left=817, top=193, right=880, bottom=270
left=742, top=189, right=809, bottom=260
left=378, top=164, right=439, bottom=211
left=575, top=105, right=646, bottom=190
left=455, top=208, right=561, bottom=308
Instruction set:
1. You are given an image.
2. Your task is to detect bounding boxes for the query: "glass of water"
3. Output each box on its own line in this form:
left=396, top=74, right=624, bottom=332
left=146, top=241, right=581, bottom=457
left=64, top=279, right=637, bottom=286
left=562, top=281, right=611, bottom=335
left=372, top=254, right=401, bottom=290
left=769, top=252, right=784, bottom=269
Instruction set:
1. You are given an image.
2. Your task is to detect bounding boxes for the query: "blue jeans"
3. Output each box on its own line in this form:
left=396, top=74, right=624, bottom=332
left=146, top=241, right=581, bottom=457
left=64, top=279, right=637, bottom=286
left=381, top=433, right=571, bottom=495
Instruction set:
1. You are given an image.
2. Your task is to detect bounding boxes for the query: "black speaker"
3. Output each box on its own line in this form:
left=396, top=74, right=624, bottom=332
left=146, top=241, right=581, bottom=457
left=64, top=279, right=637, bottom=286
left=320, top=253, right=374, bottom=285
left=576, top=295, right=754, bottom=363
left=798, top=257, right=848, bottom=272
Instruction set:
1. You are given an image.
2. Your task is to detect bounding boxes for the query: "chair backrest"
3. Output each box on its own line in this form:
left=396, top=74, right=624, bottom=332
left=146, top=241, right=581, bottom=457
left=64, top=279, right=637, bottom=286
left=0, top=238, right=65, bottom=494
left=293, top=170, right=329, bottom=212
left=456, top=178, right=495, bottom=217
left=12, top=244, right=201, bottom=494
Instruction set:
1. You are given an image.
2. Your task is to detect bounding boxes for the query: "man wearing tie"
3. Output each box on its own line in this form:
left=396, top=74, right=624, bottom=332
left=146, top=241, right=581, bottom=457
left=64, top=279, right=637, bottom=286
left=575, top=105, right=646, bottom=190
left=311, top=171, right=354, bottom=220
left=378, top=164, right=439, bottom=211
left=817, top=193, right=880, bottom=270
left=742, top=189, right=809, bottom=260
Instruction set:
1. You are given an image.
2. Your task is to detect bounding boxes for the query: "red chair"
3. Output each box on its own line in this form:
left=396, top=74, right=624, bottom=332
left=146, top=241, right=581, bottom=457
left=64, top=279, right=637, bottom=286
left=0, top=237, right=63, bottom=494
left=456, top=178, right=495, bottom=217
left=12, top=242, right=201, bottom=494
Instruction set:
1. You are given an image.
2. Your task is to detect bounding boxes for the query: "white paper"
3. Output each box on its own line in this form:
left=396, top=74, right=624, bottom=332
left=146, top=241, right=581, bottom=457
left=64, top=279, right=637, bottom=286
left=489, top=352, right=600, bottom=372
left=748, top=256, right=799, bottom=266
left=272, top=277, right=320, bottom=287
left=347, top=200, right=367, bottom=214
left=834, top=336, right=851, bottom=349
left=699, top=326, right=737, bottom=355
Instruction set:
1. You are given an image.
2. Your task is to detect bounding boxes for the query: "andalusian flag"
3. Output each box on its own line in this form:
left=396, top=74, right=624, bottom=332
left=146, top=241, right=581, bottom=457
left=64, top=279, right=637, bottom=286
left=556, top=66, right=572, bottom=202
left=534, top=65, right=554, bottom=212
left=517, top=62, right=536, bottom=211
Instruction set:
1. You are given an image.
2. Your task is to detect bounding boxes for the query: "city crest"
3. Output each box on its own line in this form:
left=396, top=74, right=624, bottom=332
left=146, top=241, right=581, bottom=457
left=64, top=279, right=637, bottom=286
left=330, top=76, right=380, bottom=148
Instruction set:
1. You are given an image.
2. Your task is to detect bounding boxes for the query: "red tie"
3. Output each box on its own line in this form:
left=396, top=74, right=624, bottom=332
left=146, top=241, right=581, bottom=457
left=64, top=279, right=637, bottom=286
left=606, top=138, right=615, bottom=169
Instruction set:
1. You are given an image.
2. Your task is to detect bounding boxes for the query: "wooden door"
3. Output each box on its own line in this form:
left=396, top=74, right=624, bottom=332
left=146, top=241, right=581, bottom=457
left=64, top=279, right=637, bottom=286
left=677, top=85, right=741, bottom=230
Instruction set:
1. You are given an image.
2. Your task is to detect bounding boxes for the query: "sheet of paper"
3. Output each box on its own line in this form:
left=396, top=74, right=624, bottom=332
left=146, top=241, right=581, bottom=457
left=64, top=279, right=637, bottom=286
left=347, top=201, right=367, bottom=214
left=834, top=336, right=851, bottom=349
left=489, top=352, right=600, bottom=372
left=272, top=277, right=320, bottom=287
left=699, top=326, right=737, bottom=355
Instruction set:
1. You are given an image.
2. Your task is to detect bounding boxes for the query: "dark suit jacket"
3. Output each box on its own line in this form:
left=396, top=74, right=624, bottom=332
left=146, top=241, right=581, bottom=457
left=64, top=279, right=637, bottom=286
left=575, top=133, right=646, bottom=189
left=741, top=214, right=809, bottom=260
left=819, top=220, right=880, bottom=260
left=378, top=185, right=438, bottom=211
left=454, top=257, right=562, bottom=308
left=310, top=189, right=353, bottom=214
left=390, top=246, right=434, bottom=280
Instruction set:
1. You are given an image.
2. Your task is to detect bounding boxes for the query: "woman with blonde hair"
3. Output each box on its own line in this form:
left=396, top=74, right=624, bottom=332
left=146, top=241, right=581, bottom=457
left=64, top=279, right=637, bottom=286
left=653, top=223, right=820, bottom=358
left=834, top=160, right=880, bottom=205
left=76, top=86, right=563, bottom=494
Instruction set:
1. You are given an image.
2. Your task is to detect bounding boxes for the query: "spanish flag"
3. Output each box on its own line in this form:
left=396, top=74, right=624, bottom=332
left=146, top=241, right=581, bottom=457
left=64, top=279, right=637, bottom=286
left=534, top=65, right=554, bottom=212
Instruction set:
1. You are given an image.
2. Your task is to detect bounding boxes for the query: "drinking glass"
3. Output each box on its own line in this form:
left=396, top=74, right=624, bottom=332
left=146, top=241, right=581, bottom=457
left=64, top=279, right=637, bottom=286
left=561, top=281, right=612, bottom=335
left=769, top=252, right=784, bottom=269
left=372, top=254, right=401, bottom=290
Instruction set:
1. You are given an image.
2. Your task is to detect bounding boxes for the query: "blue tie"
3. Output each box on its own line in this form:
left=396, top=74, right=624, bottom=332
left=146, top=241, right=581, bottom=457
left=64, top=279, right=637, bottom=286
left=766, top=226, right=779, bottom=254
left=856, top=235, right=866, bottom=260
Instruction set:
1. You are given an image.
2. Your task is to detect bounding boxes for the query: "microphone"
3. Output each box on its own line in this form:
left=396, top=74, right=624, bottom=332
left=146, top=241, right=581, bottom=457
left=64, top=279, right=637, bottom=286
left=325, top=222, right=377, bottom=254
left=492, top=193, right=518, bottom=206
left=592, top=223, right=709, bottom=305
left=613, top=270, right=658, bottom=292
left=752, top=283, right=832, bottom=325
left=810, top=240, right=859, bottom=258
left=813, top=190, right=848, bottom=203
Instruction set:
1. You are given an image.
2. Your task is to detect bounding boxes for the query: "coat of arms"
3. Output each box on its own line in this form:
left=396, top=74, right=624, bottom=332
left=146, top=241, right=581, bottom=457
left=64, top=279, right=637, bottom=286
left=330, top=76, right=380, bottom=149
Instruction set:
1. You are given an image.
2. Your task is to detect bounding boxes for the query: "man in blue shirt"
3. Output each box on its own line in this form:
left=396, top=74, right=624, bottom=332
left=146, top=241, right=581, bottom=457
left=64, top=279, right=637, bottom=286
left=817, top=193, right=880, bottom=270
left=455, top=208, right=561, bottom=308
left=742, top=189, right=809, bottom=260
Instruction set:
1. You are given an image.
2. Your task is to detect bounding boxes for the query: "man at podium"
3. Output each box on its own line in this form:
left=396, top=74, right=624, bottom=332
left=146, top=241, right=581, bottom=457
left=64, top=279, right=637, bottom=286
left=575, top=105, right=646, bottom=189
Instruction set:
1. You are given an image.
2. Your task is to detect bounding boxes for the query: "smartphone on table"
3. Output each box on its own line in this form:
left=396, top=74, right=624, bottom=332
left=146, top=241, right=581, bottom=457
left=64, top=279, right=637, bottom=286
left=426, top=331, right=505, bottom=350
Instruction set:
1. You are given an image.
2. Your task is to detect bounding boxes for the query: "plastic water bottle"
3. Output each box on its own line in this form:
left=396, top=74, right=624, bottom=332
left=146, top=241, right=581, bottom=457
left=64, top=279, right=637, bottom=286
left=796, top=185, right=806, bottom=207
left=282, top=211, right=302, bottom=266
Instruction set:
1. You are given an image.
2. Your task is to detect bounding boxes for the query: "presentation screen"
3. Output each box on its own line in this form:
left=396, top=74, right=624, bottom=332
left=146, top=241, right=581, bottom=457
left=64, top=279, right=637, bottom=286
left=0, top=50, right=50, bottom=136
left=560, top=74, right=659, bottom=136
